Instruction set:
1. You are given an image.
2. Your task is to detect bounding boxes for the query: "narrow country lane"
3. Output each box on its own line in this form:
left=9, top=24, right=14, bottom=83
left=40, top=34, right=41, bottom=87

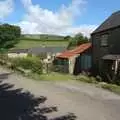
left=0, top=67, right=120, bottom=120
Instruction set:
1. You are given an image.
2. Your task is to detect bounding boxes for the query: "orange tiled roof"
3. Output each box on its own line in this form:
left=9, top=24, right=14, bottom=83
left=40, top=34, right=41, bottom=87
left=57, top=43, right=91, bottom=59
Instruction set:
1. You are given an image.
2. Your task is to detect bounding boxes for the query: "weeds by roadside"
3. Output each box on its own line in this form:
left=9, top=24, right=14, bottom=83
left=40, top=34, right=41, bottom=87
left=75, top=73, right=120, bottom=95
left=75, top=75, right=98, bottom=84
left=100, top=83, right=120, bottom=95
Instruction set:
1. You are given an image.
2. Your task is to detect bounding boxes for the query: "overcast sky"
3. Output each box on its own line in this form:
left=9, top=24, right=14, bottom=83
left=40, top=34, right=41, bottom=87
left=0, top=0, right=120, bottom=37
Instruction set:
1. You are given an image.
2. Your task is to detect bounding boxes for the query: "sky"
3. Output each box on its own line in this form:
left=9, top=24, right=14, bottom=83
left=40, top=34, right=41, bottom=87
left=0, top=0, right=120, bottom=37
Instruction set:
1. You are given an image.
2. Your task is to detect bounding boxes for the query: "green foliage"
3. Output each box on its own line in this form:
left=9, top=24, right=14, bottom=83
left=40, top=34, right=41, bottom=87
left=64, top=36, right=71, bottom=41
left=39, top=72, right=74, bottom=81
left=67, top=38, right=76, bottom=50
left=76, top=73, right=120, bottom=95
left=36, top=53, right=47, bottom=60
left=76, top=74, right=98, bottom=83
left=100, top=83, right=120, bottom=95
left=0, top=24, right=21, bottom=50
left=11, top=56, right=42, bottom=74
left=67, top=33, right=89, bottom=49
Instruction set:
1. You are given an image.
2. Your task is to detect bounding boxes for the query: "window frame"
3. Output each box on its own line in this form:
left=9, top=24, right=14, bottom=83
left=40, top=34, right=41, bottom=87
left=100, top=34, right=109, bottom=47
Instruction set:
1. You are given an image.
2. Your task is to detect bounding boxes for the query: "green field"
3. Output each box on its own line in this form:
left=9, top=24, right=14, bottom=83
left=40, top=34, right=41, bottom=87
left=14, top=39, right=68, bottom=49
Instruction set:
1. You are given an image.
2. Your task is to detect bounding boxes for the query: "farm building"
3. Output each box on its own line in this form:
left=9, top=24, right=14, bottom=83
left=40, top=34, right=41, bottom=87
left=28, top=46, right=66, bottom=60
left=55, top=43, right=92, bottom=75
left=8, top=47, right=66, bottom=60
left=8, top=49, right=28, bottom=58
left=91, top=10, right=120, bottom=80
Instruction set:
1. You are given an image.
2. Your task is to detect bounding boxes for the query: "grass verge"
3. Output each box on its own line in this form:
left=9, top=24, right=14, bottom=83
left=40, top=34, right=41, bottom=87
left=24, top=72, right=74, bottom=81
left=39, top=72, right=74, bottom=81
left=75, top=74, right=120, bottom=95
left=100, top=83, right=120, bottom=95
left=75, top=74, right=98, bottom=84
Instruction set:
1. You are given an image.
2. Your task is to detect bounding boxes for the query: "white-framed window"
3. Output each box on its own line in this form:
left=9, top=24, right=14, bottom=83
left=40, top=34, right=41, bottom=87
left=101, top=34, right=108, bottom=46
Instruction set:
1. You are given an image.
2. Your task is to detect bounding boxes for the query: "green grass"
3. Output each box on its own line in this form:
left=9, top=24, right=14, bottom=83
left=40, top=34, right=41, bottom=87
left=100, top=83, right=120, bottom=95
left=28, top=72, right=74, bottom=81
left=75, top=74, right=120, bottom=95
left=75, top=75, right=98, bottom=84
left=14, top=39, right=68, bottom=49
left=39, top=72, right=74, bottom=81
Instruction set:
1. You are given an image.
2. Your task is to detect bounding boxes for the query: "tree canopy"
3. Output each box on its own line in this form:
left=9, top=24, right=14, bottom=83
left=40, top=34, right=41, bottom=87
left=64, top=35, right=71, bottom=41
left=0, top=24, right=21, bottom=50
left=67, top=33, right=89, bottom=49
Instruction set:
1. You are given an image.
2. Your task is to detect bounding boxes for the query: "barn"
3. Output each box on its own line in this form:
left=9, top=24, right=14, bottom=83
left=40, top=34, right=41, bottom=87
left=91, top=10, right=120, bottom=80
left=55, top=43, right=92, bottom=75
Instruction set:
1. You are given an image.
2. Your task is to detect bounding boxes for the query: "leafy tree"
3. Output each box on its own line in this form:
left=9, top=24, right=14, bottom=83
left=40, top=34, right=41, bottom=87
left=0, top=24, right=21, bottom=50
left=64, top=35, right=71, bottom=41
left=67, top=33, right=89, bottom=49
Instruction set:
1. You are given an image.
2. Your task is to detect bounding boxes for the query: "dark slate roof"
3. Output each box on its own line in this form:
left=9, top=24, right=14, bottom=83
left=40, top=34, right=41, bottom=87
left=28, top=47, right=66, bottom=55
left=8, top=49, right=28, bottom=53
left=92, top=11, right=120, bottom=34
left=102, top=54, right=120, bottom=60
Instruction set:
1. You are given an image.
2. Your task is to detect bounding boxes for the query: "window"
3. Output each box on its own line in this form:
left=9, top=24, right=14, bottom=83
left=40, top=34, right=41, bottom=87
left=100, top=34, right=108, bottom=46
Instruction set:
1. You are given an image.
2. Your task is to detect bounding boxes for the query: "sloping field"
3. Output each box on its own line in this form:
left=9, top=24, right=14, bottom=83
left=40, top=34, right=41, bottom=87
left=14, top=39, right=68, bottom=49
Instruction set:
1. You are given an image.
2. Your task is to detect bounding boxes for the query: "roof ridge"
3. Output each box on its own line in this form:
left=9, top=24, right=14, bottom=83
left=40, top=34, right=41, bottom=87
left=57, top=43, right=91, bottom=59
left=92, top=10, right=120, bottom=34
left=112, top=10, right=120, bottom=15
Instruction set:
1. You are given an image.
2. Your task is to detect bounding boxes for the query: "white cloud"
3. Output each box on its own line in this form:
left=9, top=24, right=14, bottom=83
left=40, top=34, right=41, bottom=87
left=18, top=0, right=96, bottom=37
left=0, top=0, right=14, bottom=20
left=65, top=25, right=97, bottom=37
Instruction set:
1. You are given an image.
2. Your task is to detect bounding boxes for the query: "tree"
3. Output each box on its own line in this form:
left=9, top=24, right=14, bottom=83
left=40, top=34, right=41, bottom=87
left=64, top=35, right=71, bottom=41
left=0, top=24, right=21, bottom=50
left=74, top=33, right=89, bottom=45
left=67, top=33, right=89, bottom=49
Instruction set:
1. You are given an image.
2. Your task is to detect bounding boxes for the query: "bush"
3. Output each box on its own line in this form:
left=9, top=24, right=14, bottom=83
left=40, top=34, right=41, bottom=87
left=76, top=74, right=98, bottom=83
left=11, top=56, right=43, bottom=74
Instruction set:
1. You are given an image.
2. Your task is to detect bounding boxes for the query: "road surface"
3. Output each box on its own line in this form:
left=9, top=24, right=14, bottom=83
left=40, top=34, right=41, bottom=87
left=0, top=67, right=120, bottom=120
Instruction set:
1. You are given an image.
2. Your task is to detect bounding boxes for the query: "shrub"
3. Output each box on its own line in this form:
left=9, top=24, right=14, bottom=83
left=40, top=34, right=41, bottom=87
left=96, top=75, right=103, bottom=82
left=11, top=56, right=43, bottom=74
left=76, top=74, right=98, bottom=83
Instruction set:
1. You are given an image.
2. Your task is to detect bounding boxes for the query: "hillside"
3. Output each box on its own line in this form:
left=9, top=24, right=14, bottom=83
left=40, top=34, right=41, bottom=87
left=22, top=34, right=65, bottom=41
left=14, top=34, right=68, bottom=49
left=14, top=39, right=68, bottom=49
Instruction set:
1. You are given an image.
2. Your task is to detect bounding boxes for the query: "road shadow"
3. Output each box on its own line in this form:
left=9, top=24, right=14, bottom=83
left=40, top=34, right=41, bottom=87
left=50, top=113, right=76, bottom=120
left=0, top=72, right=13, bottom=79
left=0, top=73, right=77, bottom=120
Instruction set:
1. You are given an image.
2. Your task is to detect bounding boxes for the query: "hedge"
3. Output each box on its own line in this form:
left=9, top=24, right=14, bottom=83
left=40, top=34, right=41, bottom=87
left=10, top=56, right=43, bottom=74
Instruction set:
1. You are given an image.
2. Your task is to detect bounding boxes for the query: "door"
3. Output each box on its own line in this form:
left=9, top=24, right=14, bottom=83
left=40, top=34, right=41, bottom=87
left=73, top=56, right=81, bottom=75
left=81, top=55, right=91, bottom=71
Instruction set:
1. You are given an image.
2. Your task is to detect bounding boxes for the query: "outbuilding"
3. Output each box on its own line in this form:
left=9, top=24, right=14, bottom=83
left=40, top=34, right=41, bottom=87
left=55, top=43, right=92, bottom=75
